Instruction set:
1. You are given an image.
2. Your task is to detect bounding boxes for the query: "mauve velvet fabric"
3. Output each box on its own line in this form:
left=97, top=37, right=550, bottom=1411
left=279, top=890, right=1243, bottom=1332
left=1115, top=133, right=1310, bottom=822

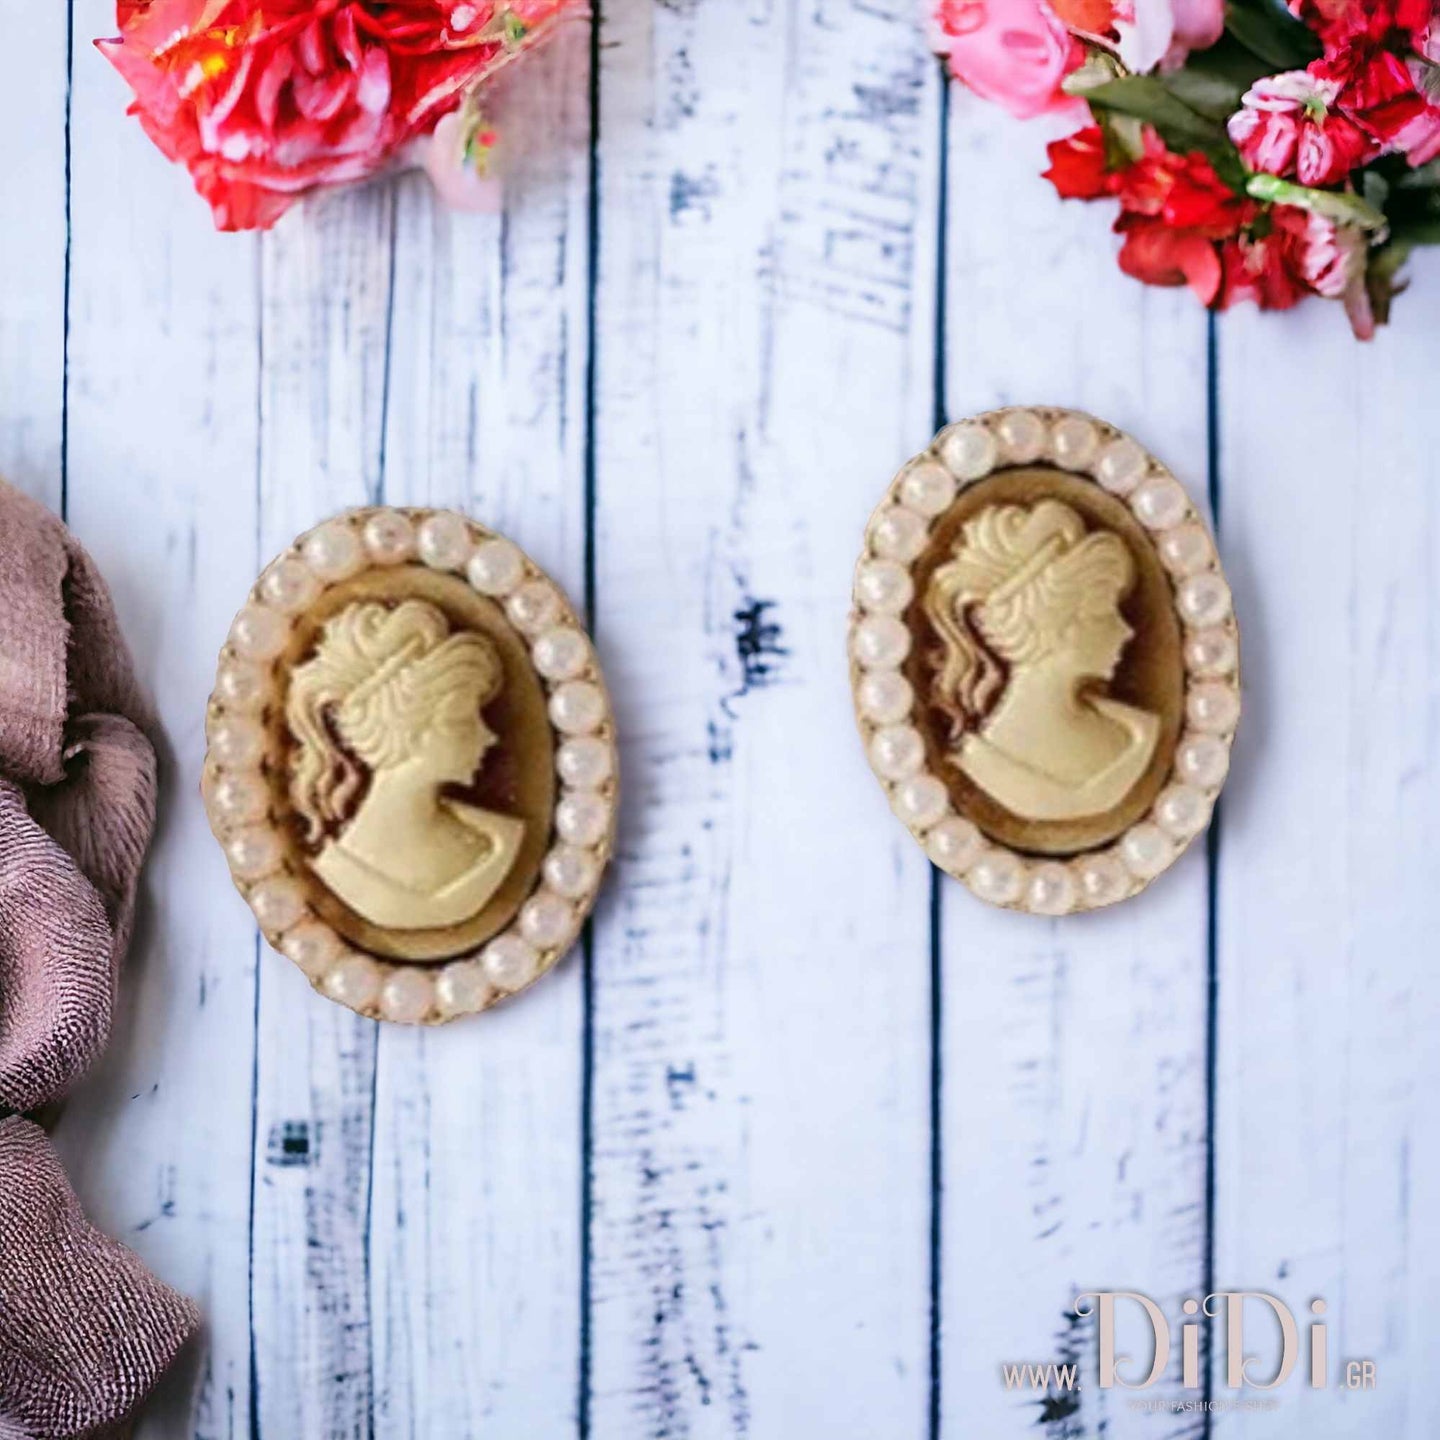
left=0, top=478, right=198, bottom=1438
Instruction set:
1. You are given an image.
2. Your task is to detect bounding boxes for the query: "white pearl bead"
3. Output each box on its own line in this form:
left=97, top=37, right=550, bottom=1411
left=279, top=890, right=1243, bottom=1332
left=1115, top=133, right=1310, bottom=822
left=507, top=580, right=563, bottom=636
left=281, top=921, right=343, bottom=980
left=544, top=845, right=600, bottom=901
left=926, top=817, right=983, bottom=876
left=869, top=506, right=929, bottom=564
left=967, top=851, right=1024, bottom=906
left=1095, top=437, right=1148, bottom=494
left=225, top=826, right=282, bottom=881
left=1184, top=626, right=1238, bottom=678
left=1177, top=733, right=1231, bottom=789
left=1077, top=853, right=1129, bottom=908
left=1187, top=681, right=1240, bottom=734
left=532, top=626, right=589, bottom=682
left=1026, top=862, right=1077, bottom=916
left=1121, top=823, right=1173, bottom=879
left=380, top=969, right=434, bottom=1025
left=852, top=615, right=911, bottom=670
left=208, top=717, right=266, bottom=768
left=362, top=511, right=416, bottom=564
left=856, top=670, right=914, bottom=725
left=1131, top=477, right=1189, bottom=530
left=260, top=558, right=320, bottom=613
left=558, top=736, right=614, bottom=788
left=891, top=775, right=949, bottom=831
left=1155, top=784, right=1211, bottom=840
left=1158, top=523, right=1213, bottom=577
left=1178, top=573, right=1232, bottom=628
left=206, top=769, right=269, bottom=825
left=996, top=409, right=1047, bottom=463
left=417, top=513, right=472, bottom=571
left=229, top=603, right=288, bottom=661
left=1049, top=414, right=1099, bottom=469
left=215, top=660, right=268, bottom=711
left=898, top=460, right=957, bottom=517
left=550, top=681, right=606, bottom=736
left=938, top=423, right=998, bottom=481
left=467, top=539, right=525, bottom=596
left=869, top=725, right=925, bottom=781
left=301, top=522, right=363, bottom=581
left=323, top=954, right=382, bottom=1010
left=482, top=934, right=541, bottom=993
left=520, top=891, right=576, bottom=950
left=436, top=960, right=491, bottom=1017
left=854, top=560, right=914, bottom=615
left=557, top=792, right=611, bottom=848
left=249, top=876, right=307, bottom=933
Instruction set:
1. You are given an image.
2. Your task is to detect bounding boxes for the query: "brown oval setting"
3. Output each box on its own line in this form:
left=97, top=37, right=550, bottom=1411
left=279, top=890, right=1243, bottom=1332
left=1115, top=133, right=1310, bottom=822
left=850, top=409, right=1240, bottom=914
left=204, top=508, right=617, bottom=1023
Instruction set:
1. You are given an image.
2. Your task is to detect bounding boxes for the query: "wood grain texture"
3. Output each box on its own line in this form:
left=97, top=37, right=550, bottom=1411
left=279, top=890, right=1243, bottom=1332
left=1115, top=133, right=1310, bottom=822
left=0, top=5, right=67, bottom=507
left=247, top=184, right=395, bottom=1438
left=368, top=22, right=593, bottom=1437
left=1214, top=270, right=1440, bottom=1438
left=587, top=3, right=939, bottom=1435
left=939, top=93, right=1213, bottom=1439
left=54, top=4, right=263, bottom=1436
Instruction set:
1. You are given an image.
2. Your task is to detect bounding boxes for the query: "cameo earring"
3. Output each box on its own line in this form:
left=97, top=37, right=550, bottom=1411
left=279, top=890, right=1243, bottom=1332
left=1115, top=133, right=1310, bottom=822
left=850, top=408, right=1239, bottom=914
left=204, top=510, right=616, bottom=1024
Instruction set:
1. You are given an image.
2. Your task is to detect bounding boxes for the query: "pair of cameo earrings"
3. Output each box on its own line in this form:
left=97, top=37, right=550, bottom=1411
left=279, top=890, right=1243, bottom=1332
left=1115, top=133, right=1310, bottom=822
left=204, top=408, right=1239, bottom=1026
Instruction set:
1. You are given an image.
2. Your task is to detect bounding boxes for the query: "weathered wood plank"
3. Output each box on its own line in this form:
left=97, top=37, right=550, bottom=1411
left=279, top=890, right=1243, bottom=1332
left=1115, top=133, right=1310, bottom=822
left=939, top=96, right=1213, bottom=1438
left=1213, top=276, right=1440, bottom=1437
left=367, top=23, right=593, bottom=1437
left=588, top=2, right=940, bottom=1435
left=54, top=4, right=263, bottom=1435
left=0, top=6, right=67, bottom=506
left=249, top=186, right=396, bottom=1437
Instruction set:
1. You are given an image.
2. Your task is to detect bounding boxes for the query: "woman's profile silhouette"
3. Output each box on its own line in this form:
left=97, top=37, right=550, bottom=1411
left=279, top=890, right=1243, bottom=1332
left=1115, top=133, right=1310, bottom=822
left=924, top=499, right=1159, bottom=822
left=287, top=599, right=523, bottom=930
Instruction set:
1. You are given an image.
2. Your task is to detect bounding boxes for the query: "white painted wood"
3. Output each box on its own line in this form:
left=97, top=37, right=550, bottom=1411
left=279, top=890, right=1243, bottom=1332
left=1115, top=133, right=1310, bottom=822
left=367, top=22, right=593, bottom=1437
left=587, top=3, right=938, bottom=1436
left=1214, top=271, right=1440, bottom=1438
left=939, top=93, right=1213, bottom=1437
left=53, top=5, right=263, bottom=1436
left=247, top=184, right=396, bottom=1437
left=0, top=6, right=66, bottom=507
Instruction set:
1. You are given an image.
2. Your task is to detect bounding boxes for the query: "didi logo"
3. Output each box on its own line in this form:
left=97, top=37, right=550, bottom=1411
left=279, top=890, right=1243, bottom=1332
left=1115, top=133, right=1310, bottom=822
left=1071, top=1292, right=1373, bottom=1392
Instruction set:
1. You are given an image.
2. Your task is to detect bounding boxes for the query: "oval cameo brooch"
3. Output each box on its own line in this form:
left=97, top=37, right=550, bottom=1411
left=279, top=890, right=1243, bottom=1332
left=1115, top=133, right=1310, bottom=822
left=850, top=409, right=1239, bottom=914
left=204, top=510, right=616, bottom=1023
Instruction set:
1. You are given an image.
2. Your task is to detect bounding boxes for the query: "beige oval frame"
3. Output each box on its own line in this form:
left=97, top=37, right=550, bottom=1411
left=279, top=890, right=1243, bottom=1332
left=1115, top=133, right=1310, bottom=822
left=203, top=508, right=617, bottom=1024
left=849, top=408, right=1241, bottom=916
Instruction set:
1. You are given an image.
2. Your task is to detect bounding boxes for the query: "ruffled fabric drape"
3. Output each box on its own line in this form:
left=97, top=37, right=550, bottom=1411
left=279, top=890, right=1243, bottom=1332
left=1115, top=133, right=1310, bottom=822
left=0, top=478, right=198, bottom=1439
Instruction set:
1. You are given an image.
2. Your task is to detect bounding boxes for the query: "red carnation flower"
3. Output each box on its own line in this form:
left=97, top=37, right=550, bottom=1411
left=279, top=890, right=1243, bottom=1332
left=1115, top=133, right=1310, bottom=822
left=100, top=0, right=579, bottom=230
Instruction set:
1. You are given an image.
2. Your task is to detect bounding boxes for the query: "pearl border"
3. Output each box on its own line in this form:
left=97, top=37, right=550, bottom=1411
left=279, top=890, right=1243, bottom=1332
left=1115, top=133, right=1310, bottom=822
left=203, top=508, right=617, bottom=1025
left=848, top=408, right=1240, bottom=916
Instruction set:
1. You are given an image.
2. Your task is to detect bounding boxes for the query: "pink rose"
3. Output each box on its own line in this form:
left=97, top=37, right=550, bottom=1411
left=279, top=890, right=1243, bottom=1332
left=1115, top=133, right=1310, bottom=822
left=1112, top=0, right=1225, bottom=71
left=927, top=0, right=1080, bottom=119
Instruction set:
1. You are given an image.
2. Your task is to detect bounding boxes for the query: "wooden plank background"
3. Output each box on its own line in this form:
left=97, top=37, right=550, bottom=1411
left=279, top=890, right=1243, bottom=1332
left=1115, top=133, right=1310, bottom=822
left=0, top=4, right=1435, bottom=1437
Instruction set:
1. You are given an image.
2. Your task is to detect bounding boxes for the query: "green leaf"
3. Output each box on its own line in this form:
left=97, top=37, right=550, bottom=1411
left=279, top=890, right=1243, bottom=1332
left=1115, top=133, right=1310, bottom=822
left=1076, top=75, right=1248, bottom=188
left=1224, top=0, right=1322, bottom=71
left=1395, top=158, right=1440, bottom=190
left=1389, top=219, right=1440, bottom=245
left=1246, top=173, right=1390, bottom=231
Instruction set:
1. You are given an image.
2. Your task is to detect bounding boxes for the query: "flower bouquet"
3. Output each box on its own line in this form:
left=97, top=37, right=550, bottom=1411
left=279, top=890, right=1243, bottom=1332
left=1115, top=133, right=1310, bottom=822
left=926, top=0, right=1440, bottom=336
left=99, top=1, right=584, bottom=231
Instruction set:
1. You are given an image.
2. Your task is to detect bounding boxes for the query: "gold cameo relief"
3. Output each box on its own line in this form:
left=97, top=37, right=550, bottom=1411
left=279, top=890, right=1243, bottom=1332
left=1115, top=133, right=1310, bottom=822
left=205, top=509, right=617, bottom=1025
left=851, top=410, right=1239, bottom=914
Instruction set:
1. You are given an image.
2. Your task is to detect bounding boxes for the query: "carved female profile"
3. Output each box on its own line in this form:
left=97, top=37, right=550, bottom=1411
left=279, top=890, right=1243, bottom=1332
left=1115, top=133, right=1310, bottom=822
left=924, top=500, right=1160, bottom=823
left=287, top=600, right=524, bottom=931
